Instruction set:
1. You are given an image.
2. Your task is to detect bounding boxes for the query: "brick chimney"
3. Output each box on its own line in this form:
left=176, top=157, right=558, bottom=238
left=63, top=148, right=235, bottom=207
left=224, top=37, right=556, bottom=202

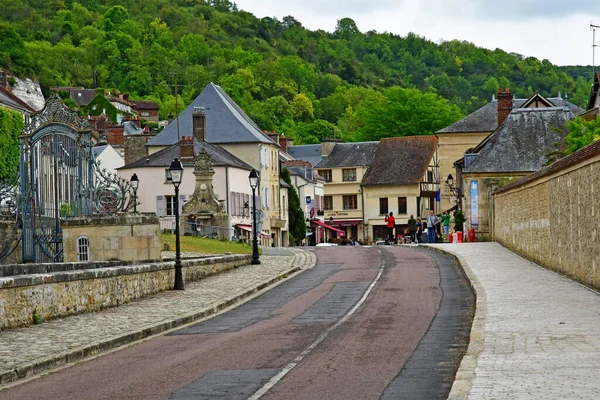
left=180, top=136, right=195, bottom=162
left=497, top=88, right=513, bottom=126
left=0, top=71, right=7, bottom=88
left=267, top=131, right=280, bottom=145
left=279, top=134, right=290, bottom=153
left=192, top=107, right=206, bottom=142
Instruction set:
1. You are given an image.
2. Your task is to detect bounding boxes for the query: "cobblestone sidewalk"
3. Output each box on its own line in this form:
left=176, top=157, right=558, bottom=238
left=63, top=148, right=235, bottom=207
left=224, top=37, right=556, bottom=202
left=0, top=249, right=316, bottom=386
left=433, top=243, right=600, bottom=400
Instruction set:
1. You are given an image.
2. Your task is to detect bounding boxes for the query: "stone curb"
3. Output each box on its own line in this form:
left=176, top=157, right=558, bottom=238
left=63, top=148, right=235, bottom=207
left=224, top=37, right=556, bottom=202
left=420, top=245, right=487, bottom=400
left=0, top=262, right=304, bottom=386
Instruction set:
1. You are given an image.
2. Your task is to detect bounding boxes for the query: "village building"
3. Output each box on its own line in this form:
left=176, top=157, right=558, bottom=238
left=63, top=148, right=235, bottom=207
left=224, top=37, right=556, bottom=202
left=455, top=92, right=580, bottom=239
left=436, top=88, right=583, bottom=212
left=147, top=83, right=286, bottom=247
left=361, top=136, right=440, bottom=242
left=0, top=71, right=35, bottom=122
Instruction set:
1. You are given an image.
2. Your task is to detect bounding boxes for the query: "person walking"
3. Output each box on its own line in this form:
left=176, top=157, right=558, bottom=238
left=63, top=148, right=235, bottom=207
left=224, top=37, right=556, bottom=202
left=415, top=218, right=423, bottom=243
left=426, top=210, right=439, bottom=244
left=441, top=211, right=451, bottom=238
left=408, top=214, right=416, bottom=243
left=385, top=211, right=396, bottom=243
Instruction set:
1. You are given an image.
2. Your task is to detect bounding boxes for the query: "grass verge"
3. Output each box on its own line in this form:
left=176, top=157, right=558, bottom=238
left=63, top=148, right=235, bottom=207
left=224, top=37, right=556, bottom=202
left=161, top=233, right=253, bottom=254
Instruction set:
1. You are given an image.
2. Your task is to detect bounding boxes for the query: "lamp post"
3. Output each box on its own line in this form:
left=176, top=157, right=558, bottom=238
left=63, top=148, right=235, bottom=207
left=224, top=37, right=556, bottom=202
left=248, top=169, right=261, bottom=265
left=446, top=174, right=462, bottom=211
left=169, top=158, right=184, bottom=290
left=306, top=218, right=311, bottom=247
left=130, top=173, right=139, bottom=213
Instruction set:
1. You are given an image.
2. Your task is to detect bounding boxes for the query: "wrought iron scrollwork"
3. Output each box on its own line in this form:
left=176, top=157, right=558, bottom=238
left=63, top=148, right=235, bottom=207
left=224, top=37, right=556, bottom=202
left=92, top=160, right=139, bottom=214
left=22, top=93, right=90, bottom=137
left=0, top=171, right=21, bottom=263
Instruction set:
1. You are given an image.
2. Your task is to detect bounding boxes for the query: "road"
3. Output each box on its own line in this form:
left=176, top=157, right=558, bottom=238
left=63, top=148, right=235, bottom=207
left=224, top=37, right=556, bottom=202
left=0, top=246, right=474, bottom=400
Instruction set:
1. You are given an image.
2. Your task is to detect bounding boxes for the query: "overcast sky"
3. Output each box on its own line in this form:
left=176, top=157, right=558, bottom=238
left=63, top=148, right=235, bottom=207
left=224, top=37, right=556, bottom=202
left=234, top=0, right=600, bottom=66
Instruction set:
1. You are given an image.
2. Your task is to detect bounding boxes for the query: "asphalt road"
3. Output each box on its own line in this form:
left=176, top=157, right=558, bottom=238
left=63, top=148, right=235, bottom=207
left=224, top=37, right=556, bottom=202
left=0, top=246, right=474, bottom=400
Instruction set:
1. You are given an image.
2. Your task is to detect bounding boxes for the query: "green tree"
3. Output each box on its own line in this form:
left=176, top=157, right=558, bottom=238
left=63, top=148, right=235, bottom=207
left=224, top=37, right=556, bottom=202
left=290, top=93, right=314, bottom=122
left=356, top=86, right=463, bottom=141
left=281, top=168, right=305, bottom=246
left=547, top=116, right=600, bottom=163
left=0, top=108, right=23, bottom=180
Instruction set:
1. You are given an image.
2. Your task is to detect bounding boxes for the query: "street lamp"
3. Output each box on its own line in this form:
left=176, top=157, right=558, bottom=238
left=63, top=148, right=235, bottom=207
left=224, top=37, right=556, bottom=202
left=130, top=173, right=139, bottom=213
left=248, top=169, right=260, bottom=265
left=169, top=158, right=184, bottom=290
left=446, top=174, right=462, bottom=211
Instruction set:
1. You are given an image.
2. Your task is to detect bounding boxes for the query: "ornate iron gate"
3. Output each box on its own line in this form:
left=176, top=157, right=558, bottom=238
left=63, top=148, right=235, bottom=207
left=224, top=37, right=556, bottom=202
left=17, top=94, right=137, bottom=264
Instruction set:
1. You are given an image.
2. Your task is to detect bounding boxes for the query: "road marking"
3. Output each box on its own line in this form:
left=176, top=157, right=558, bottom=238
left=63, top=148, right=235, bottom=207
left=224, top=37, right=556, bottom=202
left=248, top=249, right=386, bottom=400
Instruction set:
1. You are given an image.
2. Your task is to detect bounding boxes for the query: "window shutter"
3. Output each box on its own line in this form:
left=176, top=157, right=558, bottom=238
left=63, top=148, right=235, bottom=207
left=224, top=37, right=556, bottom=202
left=156, top=195, right=165, bottom=216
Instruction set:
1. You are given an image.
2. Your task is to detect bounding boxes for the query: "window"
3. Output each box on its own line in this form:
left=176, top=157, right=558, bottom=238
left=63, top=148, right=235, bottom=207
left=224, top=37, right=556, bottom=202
left=318, top=169, right=332, bottom=182
left=398, top=197, right=408, bottom=214
left=379, top=198, right=388, bottom=215
left=324, top=196, right=333, bottom=210
left=342, top=168, right=357, bottom=182
left=77, top=236, right=89, bottom=262
left=165, top=195, right=177, bottom=216
left=343, top=195, right=357, bottom=210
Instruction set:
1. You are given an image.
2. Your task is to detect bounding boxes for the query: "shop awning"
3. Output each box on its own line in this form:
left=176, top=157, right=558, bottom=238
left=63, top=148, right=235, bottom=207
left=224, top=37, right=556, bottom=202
left=311, top=219, right=346, bottom=236
left=236, top=225, right=269, bottom=238
left=329, top=219, right=362, bottom=227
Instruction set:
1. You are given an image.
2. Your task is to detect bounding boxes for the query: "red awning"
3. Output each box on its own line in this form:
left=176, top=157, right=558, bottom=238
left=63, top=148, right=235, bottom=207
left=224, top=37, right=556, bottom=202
left=237, top=224, right=252, bottom=232
left=330, top=219, right=362, bottom=227
left=236, top=225, right=269, bottom=238
left=311, top=219, right=346, bottom=236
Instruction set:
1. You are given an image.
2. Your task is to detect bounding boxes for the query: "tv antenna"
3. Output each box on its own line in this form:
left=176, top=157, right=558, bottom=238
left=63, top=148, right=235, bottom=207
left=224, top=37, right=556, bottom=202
left=168, top=73, right=186, bottom=145
left=592, top=23, right=600, bottom=75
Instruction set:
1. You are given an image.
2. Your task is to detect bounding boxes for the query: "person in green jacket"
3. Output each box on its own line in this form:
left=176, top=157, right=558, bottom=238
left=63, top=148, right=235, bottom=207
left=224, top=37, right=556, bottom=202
left=441, top=211, right=451, bottom=237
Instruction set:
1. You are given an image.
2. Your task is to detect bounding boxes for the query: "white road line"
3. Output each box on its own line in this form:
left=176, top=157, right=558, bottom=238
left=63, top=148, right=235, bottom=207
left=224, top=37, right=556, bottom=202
left=248, top=249, right=386, bottom=400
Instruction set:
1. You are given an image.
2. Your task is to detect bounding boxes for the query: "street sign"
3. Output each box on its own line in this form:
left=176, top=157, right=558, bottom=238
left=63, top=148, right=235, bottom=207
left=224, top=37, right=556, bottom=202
left=305, top=196, right=311, bottom=204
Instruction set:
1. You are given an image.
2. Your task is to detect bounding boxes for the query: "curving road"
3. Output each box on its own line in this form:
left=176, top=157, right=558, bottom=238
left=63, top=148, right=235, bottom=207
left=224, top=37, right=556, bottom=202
left=0, top=246, right=474, bottom=400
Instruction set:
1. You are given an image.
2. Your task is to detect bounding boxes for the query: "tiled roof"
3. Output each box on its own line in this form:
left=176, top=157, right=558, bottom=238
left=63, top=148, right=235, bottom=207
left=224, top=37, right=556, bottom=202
left=149, top=83, right=274, bottom=146
left=315, top=142, right=379, bottom=168
left=287, top=144, right=323, bottom=166
left=120, top=137, right=253, bottom=170
left=132, top=100, right=159, bottom=110
left=0, top=86, right=35, bottom=113
left=494, top=138, right=600, bottom=194
left=362, top=136, right=438, bottom=186
left=437, top=97, right=583, bottom=134
left=465, top=107, right=575, bottom=173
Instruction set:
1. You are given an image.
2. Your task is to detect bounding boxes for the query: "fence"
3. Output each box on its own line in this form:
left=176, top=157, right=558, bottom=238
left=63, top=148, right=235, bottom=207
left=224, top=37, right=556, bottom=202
left=159, top=218, right=236, bottom=241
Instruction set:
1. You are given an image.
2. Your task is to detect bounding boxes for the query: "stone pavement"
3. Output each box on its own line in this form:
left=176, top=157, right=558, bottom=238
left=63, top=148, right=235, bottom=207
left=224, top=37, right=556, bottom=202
left=430, top=243, right=600, bottom=400
left=0, top=248, right=316, bottom=386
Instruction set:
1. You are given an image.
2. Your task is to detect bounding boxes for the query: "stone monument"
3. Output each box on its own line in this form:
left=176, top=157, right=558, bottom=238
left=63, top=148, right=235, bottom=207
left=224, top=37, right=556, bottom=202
left=182, top=147, right=229, bottom=238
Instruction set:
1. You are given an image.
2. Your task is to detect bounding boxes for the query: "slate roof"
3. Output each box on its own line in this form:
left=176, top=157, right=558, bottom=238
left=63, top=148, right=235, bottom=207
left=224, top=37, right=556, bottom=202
left=287, top=144, right=323, bottom=166
left=437, top=97, right=583, bottom=134
left=123, top=121, right=144, bottom=135
left=286, top=165, right=319, bottom=182
left=495, top=138, right=600, bottom=195
left=149, top=83, right=274, bottom=146
left=315, top=142, right=379, bottom=168
left=464, top=107, right=574, bottom=173
left=362, top=136, right=438, bottom=186
left=120, top=137, right=253, bottom=171
left=91, top=145, right=108, bottom=159
left=69, top=89, right=96, bottom=107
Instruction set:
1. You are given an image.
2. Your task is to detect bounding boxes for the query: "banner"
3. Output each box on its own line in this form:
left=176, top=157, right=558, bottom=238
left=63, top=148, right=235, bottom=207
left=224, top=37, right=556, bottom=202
left=470, top=180, right=479, bottom=229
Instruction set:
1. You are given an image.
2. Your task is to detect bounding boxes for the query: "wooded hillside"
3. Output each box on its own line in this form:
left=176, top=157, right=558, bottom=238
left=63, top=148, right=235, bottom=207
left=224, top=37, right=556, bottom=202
left=0, top=0, right=593, bottom=143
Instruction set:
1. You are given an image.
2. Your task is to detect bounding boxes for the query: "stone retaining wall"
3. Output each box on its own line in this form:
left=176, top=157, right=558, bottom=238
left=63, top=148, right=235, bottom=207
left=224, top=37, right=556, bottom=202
left=494, top=142, right=600, bottom=290
left=0, top=254, right=250, bottom=330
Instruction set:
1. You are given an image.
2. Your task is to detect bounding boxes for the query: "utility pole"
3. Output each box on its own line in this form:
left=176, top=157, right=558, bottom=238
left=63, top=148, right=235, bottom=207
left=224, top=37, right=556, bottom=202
left=592, top=23, right=600, bottom=75
left=167, top=74, right=185, bottom=146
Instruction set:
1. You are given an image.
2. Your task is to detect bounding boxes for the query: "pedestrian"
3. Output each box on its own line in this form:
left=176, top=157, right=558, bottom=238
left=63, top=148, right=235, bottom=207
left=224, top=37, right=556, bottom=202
left=441, top=211, right=451, bottom=238
left=385, top=211, right=395, bottom=243
left=415, top=218, right=423, bottom=243
left=436, top=214, right=443, bottom=241
left=426, top=210, right=439, bottom=244
left=408, top=214, right=416, bottom=243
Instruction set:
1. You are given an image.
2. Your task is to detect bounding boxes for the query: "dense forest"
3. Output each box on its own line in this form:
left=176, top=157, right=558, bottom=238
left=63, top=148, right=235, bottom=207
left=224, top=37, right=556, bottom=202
left=0, top=0, right=595, bottom=144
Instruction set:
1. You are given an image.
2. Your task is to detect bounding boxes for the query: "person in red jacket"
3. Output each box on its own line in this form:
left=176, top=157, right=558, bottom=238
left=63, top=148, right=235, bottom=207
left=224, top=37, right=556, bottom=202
left=385, top=211, right=395, bottom=242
